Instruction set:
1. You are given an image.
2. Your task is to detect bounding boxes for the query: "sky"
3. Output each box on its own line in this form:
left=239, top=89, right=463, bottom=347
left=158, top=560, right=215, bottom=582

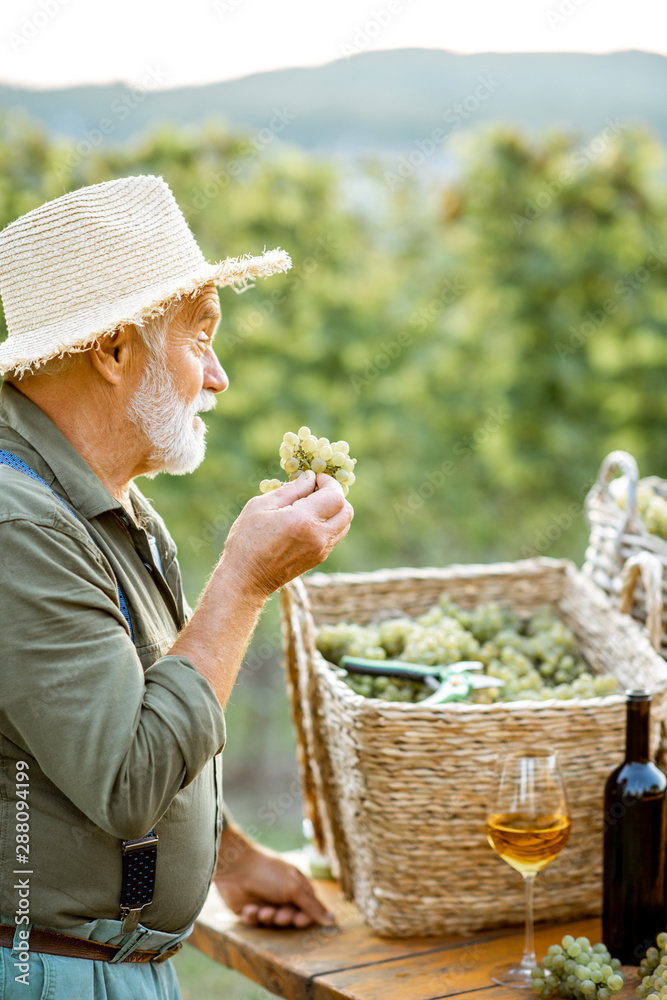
left=0, top=0, right=664, bottom=91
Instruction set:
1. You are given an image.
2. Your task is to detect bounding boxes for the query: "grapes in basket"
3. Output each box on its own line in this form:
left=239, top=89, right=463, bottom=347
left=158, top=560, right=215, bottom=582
left=611, top=476, right=667, bottom=541
left=259, top=428, right=356, bottom=497
left=315, top=595, right=620, bottom=705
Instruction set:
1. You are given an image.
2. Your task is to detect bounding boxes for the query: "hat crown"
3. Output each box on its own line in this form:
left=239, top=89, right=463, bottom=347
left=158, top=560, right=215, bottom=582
left=0, top=174, right=290, bottom=378
left=0, top=175, right=214, bottom=376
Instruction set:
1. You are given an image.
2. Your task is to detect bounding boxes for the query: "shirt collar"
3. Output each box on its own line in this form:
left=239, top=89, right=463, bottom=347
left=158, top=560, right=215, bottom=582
left=0, top=380, right=130, bottom=520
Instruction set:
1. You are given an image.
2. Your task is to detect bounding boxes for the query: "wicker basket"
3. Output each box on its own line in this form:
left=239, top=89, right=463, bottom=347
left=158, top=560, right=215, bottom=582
left=281, top=557, right=667, bottom=937
left=583, top=449, right=667, bottom=656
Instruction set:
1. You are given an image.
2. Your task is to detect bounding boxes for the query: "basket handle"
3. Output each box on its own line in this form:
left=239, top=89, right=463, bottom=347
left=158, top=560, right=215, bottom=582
left=619, top=551, right=664, bottom=652
left=585, top=450, right=639, bottom=556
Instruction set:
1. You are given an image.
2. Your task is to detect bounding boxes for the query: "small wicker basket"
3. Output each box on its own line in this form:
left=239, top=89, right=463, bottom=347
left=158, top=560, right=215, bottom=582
left=583, top=449, right=667, bottom=656
left=281, top=557, right=667, bottom=937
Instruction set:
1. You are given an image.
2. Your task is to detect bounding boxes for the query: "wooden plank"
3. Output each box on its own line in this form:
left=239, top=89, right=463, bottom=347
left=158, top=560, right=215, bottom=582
left=190, top=873, right=642, bottom=1000
left=189, top=881, right=490, bottom=999
left=310, top=917, right=611, bottom=1000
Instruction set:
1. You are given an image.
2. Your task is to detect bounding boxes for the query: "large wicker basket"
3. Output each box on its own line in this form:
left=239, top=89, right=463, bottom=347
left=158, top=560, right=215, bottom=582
left=281, top=557, right=667, bottom=937
left=583, top=449, right=667, bottom=656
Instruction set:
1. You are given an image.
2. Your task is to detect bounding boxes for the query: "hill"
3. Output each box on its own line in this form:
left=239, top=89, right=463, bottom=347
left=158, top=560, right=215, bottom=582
left=1, top=48, right=666, bottom=155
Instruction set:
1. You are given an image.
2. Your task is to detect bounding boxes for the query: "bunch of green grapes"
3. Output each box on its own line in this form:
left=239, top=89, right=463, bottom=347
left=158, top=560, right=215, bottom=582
left=612, top=477, right=667, bottom=541
left=259, top=427, right=357, bottom=497
left=315, top=622, right=386, bottom=665
left=344, top=673, right=433, bottom=703
left=531, top=935, right=624, bottom=999
left=316, top=596, right=619, bottom=705
left=637, top=932, right=667, bottom=998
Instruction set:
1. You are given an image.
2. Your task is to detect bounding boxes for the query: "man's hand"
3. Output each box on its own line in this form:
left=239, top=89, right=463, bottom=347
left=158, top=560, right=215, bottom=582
left=213, top=825, right=335, bottom=929
left=169, top=469, right=353, bottom=707
left=221, top=470, right=354, bottom=601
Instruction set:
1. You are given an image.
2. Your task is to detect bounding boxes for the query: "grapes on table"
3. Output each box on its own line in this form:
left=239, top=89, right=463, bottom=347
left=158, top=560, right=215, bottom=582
left=531, top=936, right=624, bottom=999
left=637, top=931, right=667, bottom=998
left=259, top=428, right=357, bottom=497
left=315, top=597, right=620, bottom=705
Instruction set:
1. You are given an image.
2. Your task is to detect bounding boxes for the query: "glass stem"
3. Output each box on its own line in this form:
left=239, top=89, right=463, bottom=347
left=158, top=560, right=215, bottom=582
left=521, top=874, right=536, bottom=969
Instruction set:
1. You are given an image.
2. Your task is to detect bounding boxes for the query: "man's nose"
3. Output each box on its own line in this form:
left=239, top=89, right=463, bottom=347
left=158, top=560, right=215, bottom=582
left=204, top=349, right=229, bottom=393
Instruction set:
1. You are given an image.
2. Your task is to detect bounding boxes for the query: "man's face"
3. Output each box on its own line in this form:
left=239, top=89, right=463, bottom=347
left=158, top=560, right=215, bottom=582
left=127, top=282, right=228, bottom=477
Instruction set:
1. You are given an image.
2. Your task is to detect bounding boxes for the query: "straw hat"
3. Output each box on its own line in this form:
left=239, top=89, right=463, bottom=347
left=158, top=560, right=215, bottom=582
left=0, top=174, right=292, bottom=377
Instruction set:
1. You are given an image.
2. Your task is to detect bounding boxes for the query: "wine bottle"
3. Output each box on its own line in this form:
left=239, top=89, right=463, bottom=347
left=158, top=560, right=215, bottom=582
left=603, top=689, right=667, bottom=964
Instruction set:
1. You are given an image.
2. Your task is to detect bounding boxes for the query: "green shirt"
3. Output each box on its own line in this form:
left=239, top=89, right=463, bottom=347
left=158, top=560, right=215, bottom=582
left=0, top=381, right=226, bottom=935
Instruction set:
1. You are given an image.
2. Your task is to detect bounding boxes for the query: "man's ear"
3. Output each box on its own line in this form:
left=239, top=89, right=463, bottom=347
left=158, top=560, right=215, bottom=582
left=88, top=326, right=139, bottom=385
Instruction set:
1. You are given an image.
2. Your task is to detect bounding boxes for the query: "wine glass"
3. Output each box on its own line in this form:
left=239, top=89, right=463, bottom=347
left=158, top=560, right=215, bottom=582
left=486, top=745, right=571, bottom=988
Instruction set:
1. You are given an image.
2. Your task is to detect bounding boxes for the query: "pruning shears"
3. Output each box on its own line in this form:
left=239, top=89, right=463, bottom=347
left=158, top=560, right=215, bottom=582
left=338, top=655, right=505, bottom=704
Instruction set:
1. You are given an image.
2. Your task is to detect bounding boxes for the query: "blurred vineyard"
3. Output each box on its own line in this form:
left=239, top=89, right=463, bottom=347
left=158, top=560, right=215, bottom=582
left=3, top=107, right=667, bottom=997
left=3, top=112, right=667, bottom=589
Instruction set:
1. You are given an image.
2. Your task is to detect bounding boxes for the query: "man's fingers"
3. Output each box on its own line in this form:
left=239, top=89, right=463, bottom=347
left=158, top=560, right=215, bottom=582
left=324, top=502, right=354, bottom=540
left=240, top=904, right=260, bottom=925
left=273, top=905, right=309, bottom=927
left=290, top=880, right=336, bottom=926
left=304, top=474, right=349, bottom=520
left=263, top=471, right=316, bottom=508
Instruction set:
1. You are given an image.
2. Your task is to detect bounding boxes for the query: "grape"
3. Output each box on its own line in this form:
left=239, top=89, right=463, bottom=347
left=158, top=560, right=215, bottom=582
left=320, top=595, right=619, bottom=705
left=613, top=478, right=667, bottom=541
left=260, top=430, right=358, bottom=496
left=531, top=934, right=624, bottom=999
left=259, top=478, right=283, bottom=493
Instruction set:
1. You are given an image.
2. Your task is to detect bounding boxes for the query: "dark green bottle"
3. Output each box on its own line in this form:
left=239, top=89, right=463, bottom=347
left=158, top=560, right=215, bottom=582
left=603, top=690, right=667, bottom=963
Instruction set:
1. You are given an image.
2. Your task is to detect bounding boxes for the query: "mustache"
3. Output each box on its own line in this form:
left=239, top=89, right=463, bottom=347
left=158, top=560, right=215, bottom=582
left=195, top=390, right=218, bottom=413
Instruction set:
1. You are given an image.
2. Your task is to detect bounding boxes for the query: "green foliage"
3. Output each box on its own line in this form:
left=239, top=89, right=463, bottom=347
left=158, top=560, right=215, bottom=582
left=2, top=113, right=667, bottom=600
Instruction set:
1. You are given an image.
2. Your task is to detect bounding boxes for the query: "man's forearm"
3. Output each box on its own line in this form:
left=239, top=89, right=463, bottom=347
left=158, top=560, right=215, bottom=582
left=169, top=552, right=267, bottom=708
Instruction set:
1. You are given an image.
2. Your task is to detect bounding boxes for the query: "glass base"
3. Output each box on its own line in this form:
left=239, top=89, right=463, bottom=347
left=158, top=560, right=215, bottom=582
left=489, top=960, right=536, bottom=989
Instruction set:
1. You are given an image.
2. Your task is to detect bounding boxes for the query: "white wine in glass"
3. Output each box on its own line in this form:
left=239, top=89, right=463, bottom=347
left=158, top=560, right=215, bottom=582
left=486, top=746, right=571, bottom=988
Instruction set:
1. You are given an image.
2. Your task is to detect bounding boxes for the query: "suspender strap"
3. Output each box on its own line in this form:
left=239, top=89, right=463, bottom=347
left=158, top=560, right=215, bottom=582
left=119, top=831, right=160, bottom=932
left=0, top=450, right=157, bottom=927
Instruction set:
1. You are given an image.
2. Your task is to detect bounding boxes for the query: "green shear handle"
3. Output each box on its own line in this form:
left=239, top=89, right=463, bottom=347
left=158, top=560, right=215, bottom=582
left=338, top=655, right=504, bottom=704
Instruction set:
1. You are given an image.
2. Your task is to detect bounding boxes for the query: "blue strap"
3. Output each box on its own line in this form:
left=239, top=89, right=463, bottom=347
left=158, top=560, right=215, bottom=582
left=0, top=449, right=134, bottom=642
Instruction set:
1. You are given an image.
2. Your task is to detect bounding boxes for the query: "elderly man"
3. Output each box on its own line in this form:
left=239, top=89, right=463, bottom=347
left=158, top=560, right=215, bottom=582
left=0, top=175, right=353, bottom=999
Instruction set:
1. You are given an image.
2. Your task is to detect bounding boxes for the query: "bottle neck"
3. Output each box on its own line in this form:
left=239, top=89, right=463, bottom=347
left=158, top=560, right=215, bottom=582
left=626, top=695, right=651, bottom=763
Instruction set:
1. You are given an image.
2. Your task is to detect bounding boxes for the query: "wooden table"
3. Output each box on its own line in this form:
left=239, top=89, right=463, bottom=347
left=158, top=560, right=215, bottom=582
left=189, top=865, right=640, bottom=1000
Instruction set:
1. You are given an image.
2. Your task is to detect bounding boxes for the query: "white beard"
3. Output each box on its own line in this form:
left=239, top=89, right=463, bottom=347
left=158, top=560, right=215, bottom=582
left=127, top=357, right=217, bottom=477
